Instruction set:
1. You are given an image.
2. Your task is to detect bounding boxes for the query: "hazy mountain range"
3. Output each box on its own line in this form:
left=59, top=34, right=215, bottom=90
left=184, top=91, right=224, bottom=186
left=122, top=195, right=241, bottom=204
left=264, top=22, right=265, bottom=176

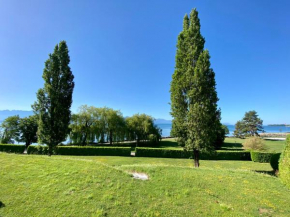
left=0, top=110, right=34, bottom=121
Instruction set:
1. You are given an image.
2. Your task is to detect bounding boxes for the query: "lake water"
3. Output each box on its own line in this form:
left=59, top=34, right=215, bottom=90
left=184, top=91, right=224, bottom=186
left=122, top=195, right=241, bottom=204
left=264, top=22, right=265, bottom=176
left=156, top=124, right=290, bottom=137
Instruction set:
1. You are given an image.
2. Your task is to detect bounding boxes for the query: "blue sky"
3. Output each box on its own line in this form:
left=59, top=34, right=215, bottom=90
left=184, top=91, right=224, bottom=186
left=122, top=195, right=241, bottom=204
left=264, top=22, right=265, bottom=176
left=0, top=0, right=289, bottom=124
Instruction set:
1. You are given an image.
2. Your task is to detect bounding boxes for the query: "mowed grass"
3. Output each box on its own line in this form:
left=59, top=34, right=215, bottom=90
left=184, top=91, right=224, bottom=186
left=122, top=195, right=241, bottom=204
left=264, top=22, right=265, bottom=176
left=1, top=153, right=290, bottom=216
left=158, top=137, right=286, bottom=152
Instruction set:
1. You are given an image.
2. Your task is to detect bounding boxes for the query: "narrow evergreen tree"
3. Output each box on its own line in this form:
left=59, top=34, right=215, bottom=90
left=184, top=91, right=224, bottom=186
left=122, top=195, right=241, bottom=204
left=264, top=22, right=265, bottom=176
left=170, top=10, right=205, bottom=147
left=170, top=9, right=221, bottom=167
left=33, top=41, right=74, bottom=155
left=187, top=50, right=221, bottom=167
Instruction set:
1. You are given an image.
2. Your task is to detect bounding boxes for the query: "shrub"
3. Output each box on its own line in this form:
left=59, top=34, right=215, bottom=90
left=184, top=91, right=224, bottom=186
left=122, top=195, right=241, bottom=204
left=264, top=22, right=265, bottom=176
left=243, top=137, right=267, bottom=151
left=56, top=146, right=131, bottom=156
left=0, top=144, right=25, bottom=154
left=250, top=151, right=278, bottom=163
left=279, top=135, right=290, bottom=188
left=270, top=153, right=281, bottom=171
left=27, top=145, right=49, bottom=155
left=135, top=148, right=251, bottom=160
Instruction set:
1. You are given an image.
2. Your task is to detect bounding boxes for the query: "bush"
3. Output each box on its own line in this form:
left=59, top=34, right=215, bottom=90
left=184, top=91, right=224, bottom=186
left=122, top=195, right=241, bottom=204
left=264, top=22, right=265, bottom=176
left=0, top=144, right=25, bottom=154
left=250, top=151, right=278, bottom=163
left=135, top=148, right=251, bottom=160
left=27, top=145, right=49, bottom=155
left=243, top=137, right=267, bottom=151
left=270, top=153, right=281, bottom=171
left=279, top=135, right=290, bottom=188
left=56, top=146, right=131, bottom=156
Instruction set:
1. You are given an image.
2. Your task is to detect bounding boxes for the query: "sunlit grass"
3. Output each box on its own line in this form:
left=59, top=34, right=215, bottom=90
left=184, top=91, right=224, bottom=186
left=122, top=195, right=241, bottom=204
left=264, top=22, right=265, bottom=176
left=1, top=153, right=290, bottom=216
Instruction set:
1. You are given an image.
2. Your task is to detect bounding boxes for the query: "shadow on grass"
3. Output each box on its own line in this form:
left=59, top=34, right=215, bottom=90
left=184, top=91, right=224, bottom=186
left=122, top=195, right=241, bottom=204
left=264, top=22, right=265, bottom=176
left=157, top=140, right=180, bottom=148
left=254, top=170, right=276, bottom=177
left=222, top=142, right=243, bottom=149
left=0, top=201, right=5, bottom=208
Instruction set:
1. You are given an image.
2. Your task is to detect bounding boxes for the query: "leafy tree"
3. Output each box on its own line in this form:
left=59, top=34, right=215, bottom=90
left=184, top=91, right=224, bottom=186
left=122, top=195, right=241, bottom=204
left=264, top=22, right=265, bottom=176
left=0, top=115, right=20, bottom=144
left=170, top=9, right=222, bottom=167
left=214, top=124, right=229, bottom=150
left=126, top=114, right=161, bottom=146
left=33, top=41, right=74, bottom=155
left=105, top=108, right=126, bottom=145
left=222, top=125, right=230, bottom=135
left=18, top=115, right=38, bottom=148
left=186, top=50, right=221, bottom=167
left=69, top=106, right=126, bottom=145
left=234, top=111, right=264, bottom=138
left=170, top=10, right=205, bottom=147
left=69, top=105, right=97, bottom=146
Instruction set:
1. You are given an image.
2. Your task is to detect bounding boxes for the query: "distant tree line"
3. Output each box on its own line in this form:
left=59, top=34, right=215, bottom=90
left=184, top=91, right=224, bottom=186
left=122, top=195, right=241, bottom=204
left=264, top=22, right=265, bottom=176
left=69, top=105, right=162, bottom=146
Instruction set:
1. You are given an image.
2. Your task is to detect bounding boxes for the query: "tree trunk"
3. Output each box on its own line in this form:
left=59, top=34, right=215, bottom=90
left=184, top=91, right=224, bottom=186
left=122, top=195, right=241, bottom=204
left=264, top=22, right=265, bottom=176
left=48, top=145, right=53, bottom=157
left=109, top=130, right=113, bottom=145
left=194, top=149, right=200, bottom=168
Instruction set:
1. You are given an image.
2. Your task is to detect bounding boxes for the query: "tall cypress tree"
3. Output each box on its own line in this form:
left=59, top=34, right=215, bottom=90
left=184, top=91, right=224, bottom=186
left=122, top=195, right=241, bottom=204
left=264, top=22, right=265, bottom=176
left=170, top=9, right=221, bottom=167
left=187, top=50, right=221, bottom=167
left=33, top=41, right=74, bottom=155
left=170, top=10, right=205, bottom=146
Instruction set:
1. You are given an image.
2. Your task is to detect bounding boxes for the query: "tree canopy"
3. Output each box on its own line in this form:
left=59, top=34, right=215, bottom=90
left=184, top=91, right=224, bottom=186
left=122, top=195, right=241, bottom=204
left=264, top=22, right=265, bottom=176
left=170, top=9, right=222, bottom=167
left=33, top=41, right=74, bottom=155
left=234, top=110, right=264, bottom=138
left=0, top=115, right=20, bottom=144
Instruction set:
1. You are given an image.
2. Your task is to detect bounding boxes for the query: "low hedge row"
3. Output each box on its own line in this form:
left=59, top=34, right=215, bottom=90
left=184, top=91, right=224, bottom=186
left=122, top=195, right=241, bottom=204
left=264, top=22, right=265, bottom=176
left=0, top=144, right=25, bottom=154
left=135, top=148, right=251, bottom=160
left=270, top=153, right=281, bottom=171
left=56, top=146, right=131, bottom=156
left=27, top=146, right=49, bottom=155
left=27, top=145, right=131, bottom=156
left=250, top=151, right=280, bottom=163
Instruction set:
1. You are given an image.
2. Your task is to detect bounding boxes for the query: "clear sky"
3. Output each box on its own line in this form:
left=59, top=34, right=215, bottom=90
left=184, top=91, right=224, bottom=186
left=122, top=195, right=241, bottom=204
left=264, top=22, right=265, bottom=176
left=0, top=0, right=289, bottom=124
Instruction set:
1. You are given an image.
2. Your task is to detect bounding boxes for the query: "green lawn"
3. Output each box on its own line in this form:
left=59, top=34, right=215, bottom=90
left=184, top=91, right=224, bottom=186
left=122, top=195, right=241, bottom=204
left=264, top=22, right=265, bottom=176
left=1, top=153, right=290, bottom=216
left=158, top=137, right=286, bottom=152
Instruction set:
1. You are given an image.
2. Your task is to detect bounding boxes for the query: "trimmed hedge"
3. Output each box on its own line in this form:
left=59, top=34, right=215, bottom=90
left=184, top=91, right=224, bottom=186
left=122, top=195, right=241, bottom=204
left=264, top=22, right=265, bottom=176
left=250, top=151, right=279, bottom=163
left=135, top=148, right=251, bottom=160
left=270, top=153, right=281, bottom=171
left=27, top=146, right=49, bottom=155
left=279, top=135, right=290, bottom=188
left=56, top=146, right=131, bottom=156
left=0, top=144, right=25, bottom=154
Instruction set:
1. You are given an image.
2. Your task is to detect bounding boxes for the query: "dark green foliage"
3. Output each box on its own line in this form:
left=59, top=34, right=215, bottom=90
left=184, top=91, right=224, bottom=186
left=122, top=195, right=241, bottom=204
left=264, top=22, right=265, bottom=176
left=0, top=144, right=25, bottom=153
left=234, top=111, right=264, bottom=138
left=170, top=9, right=205, bottom=147
left=170, top=9, right=222, bottom=167
left=18, top=115, right=38, bottom=148
left=279, top=135, right=290, bottom=188
left=270, top=153, right=281, bottom=171
left=214, top=124, right=228, bottom=150
left=27, top=145, right=49, bottom=155
left=250, top=151, right=279, bottom=163
left=57, top=146, right=131, bottom=156
left=135, top=148, right=251, bottom=160
left=33, top=41, right=74, bottom=155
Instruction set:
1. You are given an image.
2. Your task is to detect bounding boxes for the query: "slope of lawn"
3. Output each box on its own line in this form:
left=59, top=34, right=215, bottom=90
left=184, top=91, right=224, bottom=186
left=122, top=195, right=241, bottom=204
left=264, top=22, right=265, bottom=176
left=1, top=153, right=290, bottom=216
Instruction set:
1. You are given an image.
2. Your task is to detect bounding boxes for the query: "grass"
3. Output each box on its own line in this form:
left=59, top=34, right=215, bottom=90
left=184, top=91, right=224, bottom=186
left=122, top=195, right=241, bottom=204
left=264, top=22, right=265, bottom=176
left=1, top=153, right=290, bottom=216
left=158, top=137, right=286, bottom=152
